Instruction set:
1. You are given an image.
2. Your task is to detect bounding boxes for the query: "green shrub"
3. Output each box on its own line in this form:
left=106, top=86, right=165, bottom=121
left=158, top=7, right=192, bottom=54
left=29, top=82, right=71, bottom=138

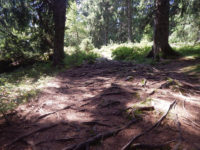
left=173, top=44, right=200, bottom=58
left=64, top=50, right=100, bottom=67
left=112, top=46, right=134, bottom=60
left=79, top=38, right=95, bottom=52
left=111, top=45, right=151, bottom=62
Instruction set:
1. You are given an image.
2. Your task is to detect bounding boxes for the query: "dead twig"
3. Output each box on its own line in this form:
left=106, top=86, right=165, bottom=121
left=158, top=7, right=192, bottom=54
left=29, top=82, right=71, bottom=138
left=62, top=118, right=139, bottom=150
left=121, top=100, right=176, bottom=150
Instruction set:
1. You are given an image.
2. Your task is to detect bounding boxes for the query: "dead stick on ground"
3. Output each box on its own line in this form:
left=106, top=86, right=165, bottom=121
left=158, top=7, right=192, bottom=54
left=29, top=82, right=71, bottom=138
left=3, top=123, right=58, bottom=148
left=62, top=119, right=139, bottom=150
left=121, top=100, right=176, bottom=150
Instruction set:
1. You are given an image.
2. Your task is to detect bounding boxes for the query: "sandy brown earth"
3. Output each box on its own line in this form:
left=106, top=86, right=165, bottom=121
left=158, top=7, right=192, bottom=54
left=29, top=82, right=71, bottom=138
left=0, top=58, right=200, bottom=150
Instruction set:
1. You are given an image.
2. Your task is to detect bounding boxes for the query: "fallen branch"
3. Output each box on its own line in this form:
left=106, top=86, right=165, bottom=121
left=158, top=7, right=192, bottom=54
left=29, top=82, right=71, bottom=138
left=3, top=123, right=58, bottom=148
left=121, top=100, right=176, bottom=150
left=62, top=118, right=139, bottom=150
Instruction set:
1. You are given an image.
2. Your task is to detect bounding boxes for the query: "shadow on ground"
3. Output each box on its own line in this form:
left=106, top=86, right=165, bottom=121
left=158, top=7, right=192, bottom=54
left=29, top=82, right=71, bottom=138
left=0, top=58, right=200, bottom=150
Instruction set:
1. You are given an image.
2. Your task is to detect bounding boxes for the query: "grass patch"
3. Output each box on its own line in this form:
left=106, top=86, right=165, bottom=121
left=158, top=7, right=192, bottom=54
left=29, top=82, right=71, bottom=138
left=95, top=42, right=199, bottom=63
left=111, top=45, right=151, bottom=63
left=173, top=44, right=200, bottom=58
left=64, top=49, right=100, bottom=67
left=0, top=62, right=62, bottom=114
left=181, top=64, right=200, bottom=78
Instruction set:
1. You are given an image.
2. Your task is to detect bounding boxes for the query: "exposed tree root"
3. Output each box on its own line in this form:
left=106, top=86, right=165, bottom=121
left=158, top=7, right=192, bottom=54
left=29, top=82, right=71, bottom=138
left=100, top=101, right=121, bottom=108
left=115, top=106, right=154, bottom=116
left=121, top=100, right=176, bottom=150
left=29, top=136, right=77, bottom=147
left=62, top=118, right=139, bottom=150
left=82, top=121, right=111, bottom=127
left=0, top=110, right=10, bottom=125
left=35, top=105, right=73, bottom=122
left=131, top=106, right=154, bottom=112
left=3, top=123, right=58, bottom=148
left=126, top=106, right=154, bottom=118
left=182, top=117, right=200, bottom=129
left=172, top=114, right=183, bottom=150
left=129, top=140, right=176, bottom=150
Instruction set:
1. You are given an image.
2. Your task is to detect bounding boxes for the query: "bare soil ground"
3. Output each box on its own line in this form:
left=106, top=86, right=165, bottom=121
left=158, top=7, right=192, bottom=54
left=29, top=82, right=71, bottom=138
left=0, top=58, right=200, bottom=150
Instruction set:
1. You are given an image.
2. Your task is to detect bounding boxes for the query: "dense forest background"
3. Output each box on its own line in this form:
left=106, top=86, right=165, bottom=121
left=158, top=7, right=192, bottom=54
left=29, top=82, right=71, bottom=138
left=0, top=0, right=199, bottom=65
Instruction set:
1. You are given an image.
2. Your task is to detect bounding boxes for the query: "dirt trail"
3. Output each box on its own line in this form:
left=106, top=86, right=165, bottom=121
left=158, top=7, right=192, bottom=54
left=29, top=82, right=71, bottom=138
left=0, top=58, right=200, bottom=150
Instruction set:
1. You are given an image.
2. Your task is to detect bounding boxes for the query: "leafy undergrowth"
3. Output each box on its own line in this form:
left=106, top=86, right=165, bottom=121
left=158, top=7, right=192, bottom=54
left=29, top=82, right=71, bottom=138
left=94, top=42, right=152, bottom=61
left=64, top=49, right=100, bottom=67
left=173, top=44, right=200, bottom=58
left=111, top=45, right=151, bottom=63
left=0, top=62, right=58, bottom=114
left=96, top=42, right=200, bottom=63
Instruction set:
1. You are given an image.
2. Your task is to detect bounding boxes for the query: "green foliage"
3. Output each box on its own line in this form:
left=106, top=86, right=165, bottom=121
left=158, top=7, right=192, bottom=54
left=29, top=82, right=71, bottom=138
left=0, top=0, right=54, bottom=62
left=173, top=44, right=200, bottom=58
left=0, top=61, right=60, bottom=114
left=79, top=38, right=95, bottom=52
left=111, top=45, right=151, bottom=62
left=141, top=24, right=153, bottom=42
left=64, top=49, right=100, bottom=67
left=169, top=0, right=200, bottom=43
left=65, top=1, right=89, bottom=47
left=112, top=46, right=134, bottom=60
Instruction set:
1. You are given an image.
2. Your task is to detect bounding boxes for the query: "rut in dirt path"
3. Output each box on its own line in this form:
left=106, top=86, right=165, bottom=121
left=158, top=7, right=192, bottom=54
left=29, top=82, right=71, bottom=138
left=0, top=58, right=200, bottom=150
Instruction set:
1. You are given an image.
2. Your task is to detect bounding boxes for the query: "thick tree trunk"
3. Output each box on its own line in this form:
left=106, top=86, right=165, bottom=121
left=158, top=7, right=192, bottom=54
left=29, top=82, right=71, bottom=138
left=126, top=0, right=133, bottom=42
left=53, top=0, right=67, bottom=66
left=147, top=0, right=179, bottom=60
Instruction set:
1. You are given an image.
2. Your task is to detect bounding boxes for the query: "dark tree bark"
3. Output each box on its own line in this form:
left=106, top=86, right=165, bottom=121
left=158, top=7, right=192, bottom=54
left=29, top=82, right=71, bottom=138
left=147, top=0, right=179, bottom=60
left=126, top=0, right=133, bottom=42
left=52, top=0, right=67, bottom=66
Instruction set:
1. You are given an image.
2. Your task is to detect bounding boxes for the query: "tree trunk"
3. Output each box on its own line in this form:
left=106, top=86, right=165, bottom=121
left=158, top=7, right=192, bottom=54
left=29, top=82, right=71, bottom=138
left=126, top=0, right=133, bottom=42
left=103, top=0, right=109, bottom=45
left=52, top=0, right=67, bottom=66
left=147, top=0, right=179, bottom=60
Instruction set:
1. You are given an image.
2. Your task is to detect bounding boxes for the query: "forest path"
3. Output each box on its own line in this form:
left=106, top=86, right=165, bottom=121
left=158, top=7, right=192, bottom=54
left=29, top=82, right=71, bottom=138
left=0, top=58, right=200, bottom=150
